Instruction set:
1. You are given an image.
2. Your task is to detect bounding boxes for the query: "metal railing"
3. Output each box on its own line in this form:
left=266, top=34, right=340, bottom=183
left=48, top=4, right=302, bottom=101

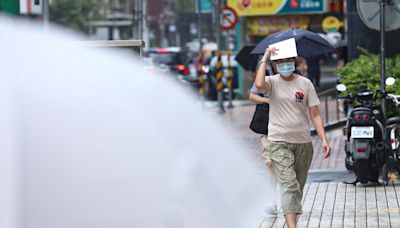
left=315, top=87, right=347, bottom=131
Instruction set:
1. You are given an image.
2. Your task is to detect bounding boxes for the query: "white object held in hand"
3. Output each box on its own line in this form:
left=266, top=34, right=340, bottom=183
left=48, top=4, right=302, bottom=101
left=269, top=38, right=298, bottom=61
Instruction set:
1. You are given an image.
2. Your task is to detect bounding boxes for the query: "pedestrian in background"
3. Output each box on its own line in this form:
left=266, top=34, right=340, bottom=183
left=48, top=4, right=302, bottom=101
left=248, top=62, right=277, bottom=217
left=255, top=46, right=331, bottom=228
left=295, top=56, right=307, bottom=77
left=306, top=56, right=323, bottom=91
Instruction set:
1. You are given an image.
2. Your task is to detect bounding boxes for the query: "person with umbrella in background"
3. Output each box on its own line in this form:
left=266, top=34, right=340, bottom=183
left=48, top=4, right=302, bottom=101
left=248, top=61, right=278, bottom=217
left=255, top=37, right=331, bottom=228
left=306, top=55, right=324, bottom=91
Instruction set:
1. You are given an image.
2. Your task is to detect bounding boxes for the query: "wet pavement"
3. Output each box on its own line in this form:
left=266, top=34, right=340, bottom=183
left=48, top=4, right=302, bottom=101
left=203, top=99, right=400, bottom=228
left=203, top=98, right=346, bottom=171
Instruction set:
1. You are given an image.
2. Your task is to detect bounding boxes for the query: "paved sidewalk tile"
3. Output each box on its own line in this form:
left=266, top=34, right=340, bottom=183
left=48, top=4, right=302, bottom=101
left=259, top=182, right=400, bottom=228
left=204, top=101, right=400, bottom=227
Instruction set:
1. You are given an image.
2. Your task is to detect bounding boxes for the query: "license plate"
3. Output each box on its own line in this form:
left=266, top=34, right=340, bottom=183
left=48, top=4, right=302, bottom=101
left=351, top=126, right=374, bottom=138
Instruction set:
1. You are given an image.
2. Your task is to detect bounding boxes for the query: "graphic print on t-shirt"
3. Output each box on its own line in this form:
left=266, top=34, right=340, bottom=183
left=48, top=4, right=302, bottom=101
left=295, top=91, right=304, bottom=103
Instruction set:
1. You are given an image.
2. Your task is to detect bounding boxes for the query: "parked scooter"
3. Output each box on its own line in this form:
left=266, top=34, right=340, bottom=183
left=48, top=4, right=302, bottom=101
left=337, top=83, right=389, bottom=184
left=383, top=78, right=400, bottom=176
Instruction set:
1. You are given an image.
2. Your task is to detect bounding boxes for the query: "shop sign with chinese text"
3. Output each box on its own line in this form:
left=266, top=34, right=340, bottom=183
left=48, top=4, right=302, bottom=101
left=227, top=0, right=325, bottom=16
left=246, top=15, right=310, bottom=36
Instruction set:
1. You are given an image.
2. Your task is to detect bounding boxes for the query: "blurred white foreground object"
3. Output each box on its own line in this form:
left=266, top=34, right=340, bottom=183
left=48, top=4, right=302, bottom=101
left=0, top=17, right=273, bottom=228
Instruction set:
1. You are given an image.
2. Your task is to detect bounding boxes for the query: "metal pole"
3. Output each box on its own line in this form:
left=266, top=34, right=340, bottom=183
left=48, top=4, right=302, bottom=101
left=142, top=0, right=149, bottom=50
left=325, top=96, right=329, bottom=124
left=197, top=0, right=205, bottom=107
left=42, top=0, right=49, bottom=28
left=132, top=0, right=141, bottom=40
left=132, top=2, right=136, bottom=38
left=197, top=0, right=202, bottom=51
left=336, top=96, right=340, bottom=121
left=380, top=0, right=387, bottom=119
left=227, top=50, right=233, bottom=108
left=216, top=51, right=225, bottom=114
left=214, top=0, right=224, bottom=113
left=215, top=0, right=221, bottom=50
left=139, top=1, right=144, bottom=40
left=198, top=52, right=205, bottom=107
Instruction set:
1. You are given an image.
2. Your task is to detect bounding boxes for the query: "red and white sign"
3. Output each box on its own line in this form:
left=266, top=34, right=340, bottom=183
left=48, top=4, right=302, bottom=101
left=220, top=6, right=238, bottom=30
left=20, top=0, right=42, bottom=15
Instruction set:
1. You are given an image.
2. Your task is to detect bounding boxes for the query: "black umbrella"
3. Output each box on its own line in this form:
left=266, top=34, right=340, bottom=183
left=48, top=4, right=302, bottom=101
left=250, top=29, right=335, bottom=58
left=234, top=45, right=259, bottom=72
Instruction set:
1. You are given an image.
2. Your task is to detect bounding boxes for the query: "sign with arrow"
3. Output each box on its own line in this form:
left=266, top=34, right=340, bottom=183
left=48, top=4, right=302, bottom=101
left=220, top=6, right=238, bottom=30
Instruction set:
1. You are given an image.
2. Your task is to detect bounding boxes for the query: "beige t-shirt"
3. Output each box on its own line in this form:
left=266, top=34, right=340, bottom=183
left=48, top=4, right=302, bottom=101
left=266, top=74, right=320, bottom=143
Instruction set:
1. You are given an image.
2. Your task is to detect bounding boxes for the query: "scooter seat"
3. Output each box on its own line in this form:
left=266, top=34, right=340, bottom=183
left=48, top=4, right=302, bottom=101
left=386, top=116, right=400, bottom=126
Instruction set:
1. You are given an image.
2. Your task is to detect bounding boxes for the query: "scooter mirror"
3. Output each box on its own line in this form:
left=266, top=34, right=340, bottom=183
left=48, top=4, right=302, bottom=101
left=386, top=77, right=396, bottom=86
left=336, top=84, right=347, bottom=92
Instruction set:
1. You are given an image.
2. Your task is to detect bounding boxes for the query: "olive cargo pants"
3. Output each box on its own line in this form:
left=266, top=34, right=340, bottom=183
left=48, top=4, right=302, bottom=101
left=268, top=140, right=313, bottom=215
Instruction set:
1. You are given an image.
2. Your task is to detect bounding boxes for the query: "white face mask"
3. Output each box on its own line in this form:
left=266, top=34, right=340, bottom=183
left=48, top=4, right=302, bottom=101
left=277, top=62, right=295, bottom=77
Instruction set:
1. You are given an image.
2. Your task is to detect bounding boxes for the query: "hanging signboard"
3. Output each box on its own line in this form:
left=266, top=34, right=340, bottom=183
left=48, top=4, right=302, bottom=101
left=246, top=15, right=310, bottom=36
left=227, top=0, right=325, bottom=16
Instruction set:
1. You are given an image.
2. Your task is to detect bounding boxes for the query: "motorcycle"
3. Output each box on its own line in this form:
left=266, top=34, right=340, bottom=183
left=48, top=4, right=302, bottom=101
left=337, top=82, right=392, bottom=184
left=384, top=90, right=400, bottom=175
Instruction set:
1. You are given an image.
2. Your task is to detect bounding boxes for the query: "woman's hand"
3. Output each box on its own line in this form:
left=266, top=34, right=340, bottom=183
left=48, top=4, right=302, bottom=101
left=262, top=47, right=278, bottom=62
left=322, top=140, right=331, bottom=159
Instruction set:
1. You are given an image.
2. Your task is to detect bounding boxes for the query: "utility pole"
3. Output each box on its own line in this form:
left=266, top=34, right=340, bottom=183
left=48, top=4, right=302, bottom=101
left=142, top=0, right=149, bottom=50
left=380, top=0, right=387, bottom=119
left=197, top=0, right=202, bottom=51
left=132, top=0, right=143, bottom=40
left=214, top=0, right=225, bottom=113
left=215, top=0, right=221, bottom=50
left=42, top=0, right=49, bottom=27
left=139, top=0, right=143, bottom=40
left=132, top=1, right=136, bottom=39
left=197, top=0, right=205, bottom=106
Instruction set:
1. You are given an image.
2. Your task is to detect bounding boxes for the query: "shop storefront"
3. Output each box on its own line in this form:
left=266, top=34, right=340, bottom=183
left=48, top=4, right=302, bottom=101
left=228, top=0, right=345, bottom=95
left=227, top=0, right=328, bottom=42
left=246, top=15, right=310, bottom=42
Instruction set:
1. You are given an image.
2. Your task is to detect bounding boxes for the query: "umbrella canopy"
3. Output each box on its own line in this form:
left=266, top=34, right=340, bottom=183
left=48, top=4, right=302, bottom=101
left=0, top=18, right=274, bottom=228
left=234, top=45, right=259, bottom=72
left=251, top=28, right=335, bottom=58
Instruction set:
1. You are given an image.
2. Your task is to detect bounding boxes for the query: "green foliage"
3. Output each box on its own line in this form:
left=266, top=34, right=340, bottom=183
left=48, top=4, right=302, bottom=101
left=50, top=0, right=106, bottom=34
left=336, top=48, right=400, bottom=116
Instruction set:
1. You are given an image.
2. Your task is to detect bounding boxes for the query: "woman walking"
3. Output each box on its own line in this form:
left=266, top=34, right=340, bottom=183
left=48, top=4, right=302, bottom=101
left=255, top=47, right=331, bottom=228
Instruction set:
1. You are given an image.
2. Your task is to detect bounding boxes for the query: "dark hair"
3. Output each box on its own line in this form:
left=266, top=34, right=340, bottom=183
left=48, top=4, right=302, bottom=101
left=271, top=57, right=296, bottom=63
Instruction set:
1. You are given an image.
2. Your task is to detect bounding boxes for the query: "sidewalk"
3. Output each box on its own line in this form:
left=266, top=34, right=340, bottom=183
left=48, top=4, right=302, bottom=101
left=204, top=100, right=400, bottom=228
left=262, top=181, right=400, bottom=228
